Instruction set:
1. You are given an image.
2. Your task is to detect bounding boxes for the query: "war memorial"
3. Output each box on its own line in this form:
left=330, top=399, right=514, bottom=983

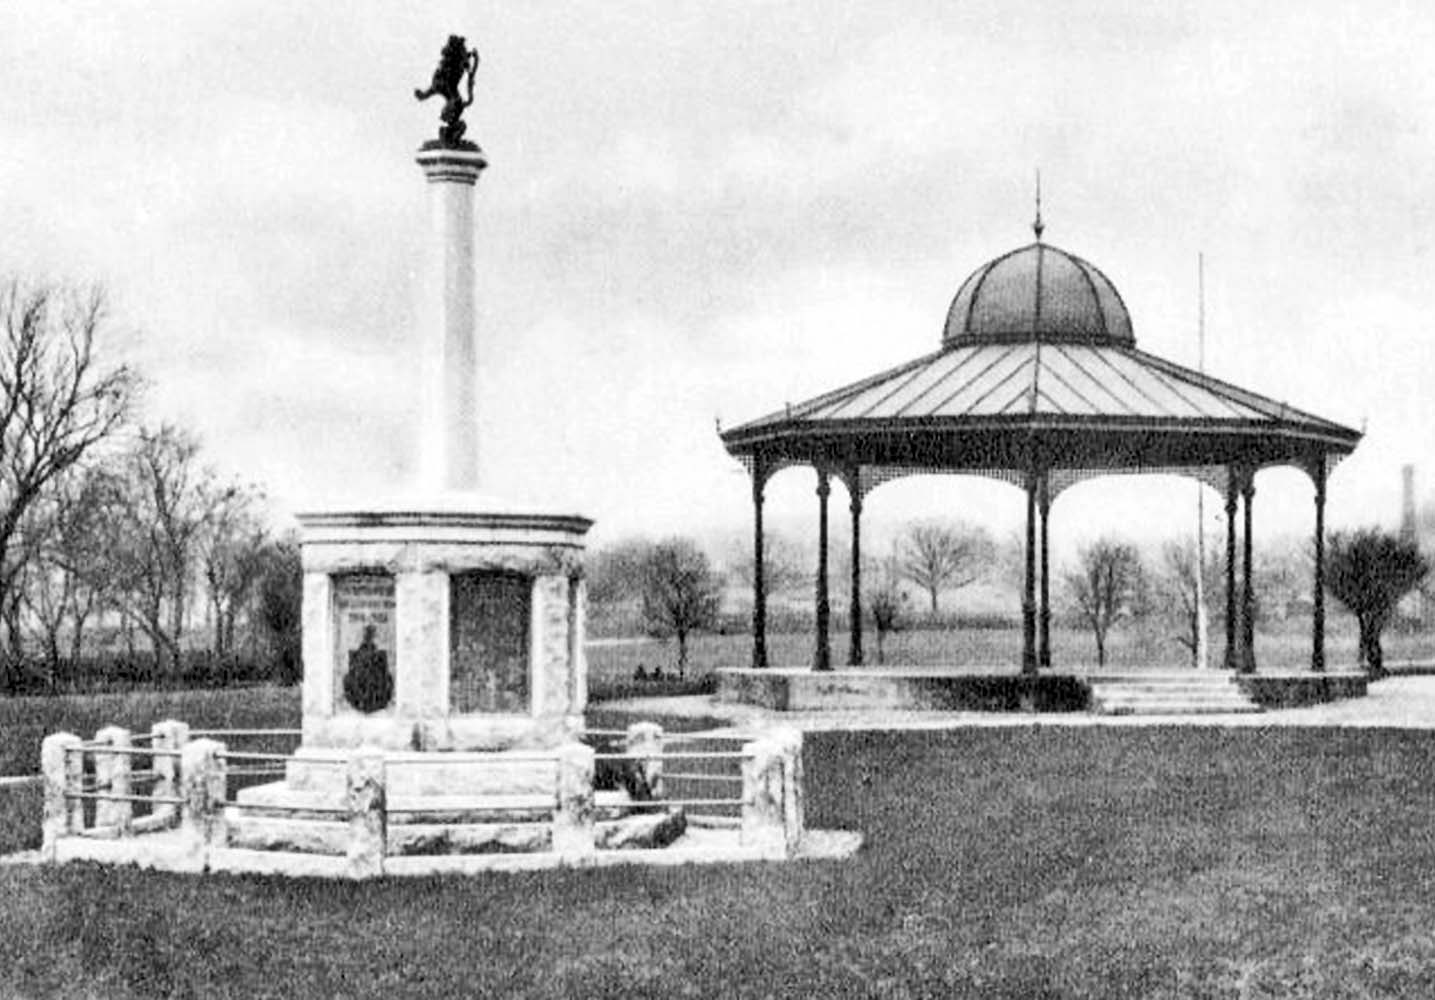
left=33, top=37, right=853, bottom=879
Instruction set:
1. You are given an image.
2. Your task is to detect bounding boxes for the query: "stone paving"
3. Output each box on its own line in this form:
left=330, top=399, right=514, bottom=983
left=603, top=675, right=1435, bottom=736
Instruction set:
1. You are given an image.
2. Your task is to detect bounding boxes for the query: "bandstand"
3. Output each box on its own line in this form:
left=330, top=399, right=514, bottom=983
left=719, top=225, right=1362, bottom=682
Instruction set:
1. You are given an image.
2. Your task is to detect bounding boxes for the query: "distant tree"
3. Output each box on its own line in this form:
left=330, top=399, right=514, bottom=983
left=899, top=519, right=994, bottom=615
left=866, top=548, right=906, bottom=665
left=727, top=530, right=808, bottom=596
left=587, top=537, right=654, bottom=607
left=254, top=535, right=302, bottom=684
left=1326, top=529, right=1430, bottom=678
left=0, top=280, right=138, bottom=658
left=1156, top=538, right=1223, bottom=667
left=198, top=481, right=270, bottom=655
left=1065, top=538, right=1146, bottom=667
left=639, top=538, right=721, bottom=676
left=98, top=426, right=217, bottom=675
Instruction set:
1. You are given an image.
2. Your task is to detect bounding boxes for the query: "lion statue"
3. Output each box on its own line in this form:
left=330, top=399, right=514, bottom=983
left=415, top=35, right=480, bottom=146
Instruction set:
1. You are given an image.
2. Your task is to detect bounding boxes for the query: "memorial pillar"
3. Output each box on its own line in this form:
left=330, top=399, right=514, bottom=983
left=415, top=142, right=488, bottom=493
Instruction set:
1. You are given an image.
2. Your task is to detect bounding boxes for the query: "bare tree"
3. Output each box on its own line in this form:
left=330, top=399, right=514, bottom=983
left=639, top=538, right=721, bottom=676
left=198, top=481, right=271, bottom=655
left=98, top=426, right=218, bottom=675
left=900, top=519, right=994, bottom=615
left=0, top=280, right=138, bottom=657
left=866, top=547, right=906, bottom=665
left=1065, top=538, right=1145, bottom=667
left=1156, top=538, right=1223, bottom=666
left=727, top=530, right=808, bottom=596
left=1327, top=529, right=1430, bottom=678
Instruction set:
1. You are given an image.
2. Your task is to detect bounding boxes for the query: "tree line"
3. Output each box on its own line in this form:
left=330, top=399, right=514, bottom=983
left=0, top=279, right=298, bottom=693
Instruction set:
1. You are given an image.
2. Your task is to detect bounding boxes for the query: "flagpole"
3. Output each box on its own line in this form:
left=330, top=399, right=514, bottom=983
left=1194, top=252, right=1210, bottom=669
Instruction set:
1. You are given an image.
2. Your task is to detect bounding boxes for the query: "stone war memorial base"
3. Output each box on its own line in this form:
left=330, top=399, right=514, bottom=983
left=34, top=720, right=862, bottom=880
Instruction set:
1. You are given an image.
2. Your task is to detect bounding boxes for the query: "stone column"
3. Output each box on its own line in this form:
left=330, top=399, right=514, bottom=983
left=346, top=750, right=387, bottom=880
left=1312, top=465, right=1327, bottom=673
left=751, top=466, right=768, bottom=668
left=149, top=720, right=189, bottom=826
left=41, top=732, right=81, bottom=862
left=395, top=570, right=449, bottom=725
left=814, top=468, right=832, bottom=672
left=772, top=728, right=805, bottom=852
left=554, top=742, right=596, bottom=857
left=180, top=738, right=227, bottom=873
left=624, top=721, right=664, bottom=800
left=1241, top=476, right=1257, bottom=673
left=301, top=570, right=335, bottom=739
left=415, top=143, right=488, bottom=493
left=849, top=478, right=864, bottom=667
left=94, top=725, right=132, bottom=835
left=1223, top=475, right=1239, bottom=671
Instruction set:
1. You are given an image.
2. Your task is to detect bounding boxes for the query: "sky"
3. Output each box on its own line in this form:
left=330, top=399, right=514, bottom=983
left=1, top=0, right=1432, bottom=560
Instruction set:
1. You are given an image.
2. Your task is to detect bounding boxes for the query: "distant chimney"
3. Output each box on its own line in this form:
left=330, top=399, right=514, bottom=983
left=1401, top=464, right=1417, bottom=543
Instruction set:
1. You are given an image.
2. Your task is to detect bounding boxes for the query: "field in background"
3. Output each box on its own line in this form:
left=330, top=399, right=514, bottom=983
left=5, top=726, right=1435, bottom=996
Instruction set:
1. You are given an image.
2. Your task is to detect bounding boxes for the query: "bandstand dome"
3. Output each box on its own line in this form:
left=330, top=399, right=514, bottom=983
left=719, top=230, right=1363, bottom=676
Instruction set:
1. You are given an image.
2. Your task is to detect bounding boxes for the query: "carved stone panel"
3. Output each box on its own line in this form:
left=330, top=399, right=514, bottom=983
left=332, top=574, right=396, bottom=713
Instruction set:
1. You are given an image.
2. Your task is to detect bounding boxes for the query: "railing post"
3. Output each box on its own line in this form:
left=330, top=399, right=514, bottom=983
left=624, top=721, right=664, bottom=800
left=149, top=720, right=189, bottom=827
left=346, top=750, right=387, bottom=880
left=40, top=732, right=81, bottom=862
left=554, top=742, right=596, bottom=858
left=94, top=725, right=133, bottom=836
left=180, top=738, right=226, bottom=873
left=741, top=737, right=788, bottom=857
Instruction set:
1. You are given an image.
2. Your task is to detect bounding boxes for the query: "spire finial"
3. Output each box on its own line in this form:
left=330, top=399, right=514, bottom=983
left=1033, top=169, right=1045, bottom=242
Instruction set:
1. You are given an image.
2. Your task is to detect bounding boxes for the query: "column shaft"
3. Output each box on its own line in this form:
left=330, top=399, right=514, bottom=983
left=1241, top=476, right=1257, bottom=674
left=849, top=481, right=864, bottom=667
left=1223, top=476, right=1239, bottom=670
left=752, top=470, right=768, bottom=669
left=814, top=470, right=832, bottom=672
left=1312, top=466, right=1327, bottom=673
left=1022, top=472, right=1037, bottom=676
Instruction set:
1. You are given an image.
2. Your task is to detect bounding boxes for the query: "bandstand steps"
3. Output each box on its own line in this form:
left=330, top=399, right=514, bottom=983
left=1088, top=674, right=1262, bottom=716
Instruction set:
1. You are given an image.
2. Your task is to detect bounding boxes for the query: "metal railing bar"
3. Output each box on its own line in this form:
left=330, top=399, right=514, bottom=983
left=593, top=752, right=750, bottom=761
left=220, top=801, right=348, bottom=815
left=648, top=798, right=743, bottom=808
left=663, top=773, right=743, bottom=783
left=65, top=792, right=185, bottom=805
left=190, top=729, right=303, bottom=737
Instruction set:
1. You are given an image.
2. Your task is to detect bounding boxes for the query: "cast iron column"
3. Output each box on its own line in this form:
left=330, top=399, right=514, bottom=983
left=849, top=476, right=864, bottom=667
left=1223, top=474, right=1239, bottom=670
left=751, top=465, right=768, bottom=669
left=814, top=468, right=832, bottom=672
left=1312, top=464, right=1327, bottom=673
left=1022, top=470, right=1038, bottom=676
left=1241, top=474, right=1257, bottom=674
left=1038, top=475, right=1052, bottom=669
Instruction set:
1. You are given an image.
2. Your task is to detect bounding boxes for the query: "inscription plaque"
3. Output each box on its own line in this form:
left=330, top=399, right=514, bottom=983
left=450, top=572, right=530, bottom=713
left=333, top=574, right=396, bottom=712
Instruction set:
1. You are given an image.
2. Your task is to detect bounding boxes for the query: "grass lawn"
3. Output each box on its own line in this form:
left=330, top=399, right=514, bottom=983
left=5, top=724, right=1435, bottom=997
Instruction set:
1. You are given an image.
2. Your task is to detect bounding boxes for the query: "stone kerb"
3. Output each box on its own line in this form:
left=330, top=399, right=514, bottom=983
left=40, top=732, right=81, bottom=862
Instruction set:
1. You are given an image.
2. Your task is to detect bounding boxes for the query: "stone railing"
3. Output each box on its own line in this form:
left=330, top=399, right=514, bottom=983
left=40, top=721, right=806, bottom=877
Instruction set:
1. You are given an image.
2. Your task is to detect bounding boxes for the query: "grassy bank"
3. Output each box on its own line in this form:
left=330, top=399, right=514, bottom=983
left=4, top=725, right=1435, bottom=996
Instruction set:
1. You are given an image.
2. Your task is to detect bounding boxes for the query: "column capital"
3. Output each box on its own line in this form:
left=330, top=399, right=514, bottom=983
left=415, top=142, right=488, bottom=184
left=815, top=467, right=831, bottom=499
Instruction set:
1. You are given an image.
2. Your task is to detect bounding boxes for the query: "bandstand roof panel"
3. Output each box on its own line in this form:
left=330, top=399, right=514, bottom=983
left=720, top=239, right=1361, bottom=482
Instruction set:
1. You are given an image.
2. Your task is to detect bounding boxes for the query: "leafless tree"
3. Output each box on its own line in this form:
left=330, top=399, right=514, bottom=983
left=0, top=280, right=138, bottom=657
left=866, top=547, right=906, bottom=665
left=1156, top=538, right=1223, bottom=666
left=98, top=425, right=218, bottom=675
left=900, top=519, right=994, bottom=615
left=198, top=481, right=271, bottom=655
left=639, top=537, right=721, bottom=676
left=727, top=530, right=809, bottom=596
left=1065, top=538, right=1146, bottom=667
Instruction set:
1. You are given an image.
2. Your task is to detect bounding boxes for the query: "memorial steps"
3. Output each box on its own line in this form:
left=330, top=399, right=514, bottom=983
left=1086, top=673, right=1263, bottom=716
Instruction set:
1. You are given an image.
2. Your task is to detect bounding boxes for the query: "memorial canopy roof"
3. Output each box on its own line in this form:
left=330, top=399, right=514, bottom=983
left=719, top=241, right=1361, bottom=496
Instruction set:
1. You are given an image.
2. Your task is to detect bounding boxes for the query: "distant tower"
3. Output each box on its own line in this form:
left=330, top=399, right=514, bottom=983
left=1401, top=464, right=1417, bottom=544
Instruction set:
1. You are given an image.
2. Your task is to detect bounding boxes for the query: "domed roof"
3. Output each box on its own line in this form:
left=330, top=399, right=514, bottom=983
left=943, top=242, right=1134, bottom=347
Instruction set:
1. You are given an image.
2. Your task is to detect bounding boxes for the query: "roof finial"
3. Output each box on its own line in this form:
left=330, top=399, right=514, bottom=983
left=1032, top=168, right=1045, bottom=242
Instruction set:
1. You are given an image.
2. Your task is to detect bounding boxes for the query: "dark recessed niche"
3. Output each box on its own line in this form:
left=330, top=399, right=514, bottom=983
left=450, top=571, right=530, bottom=713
